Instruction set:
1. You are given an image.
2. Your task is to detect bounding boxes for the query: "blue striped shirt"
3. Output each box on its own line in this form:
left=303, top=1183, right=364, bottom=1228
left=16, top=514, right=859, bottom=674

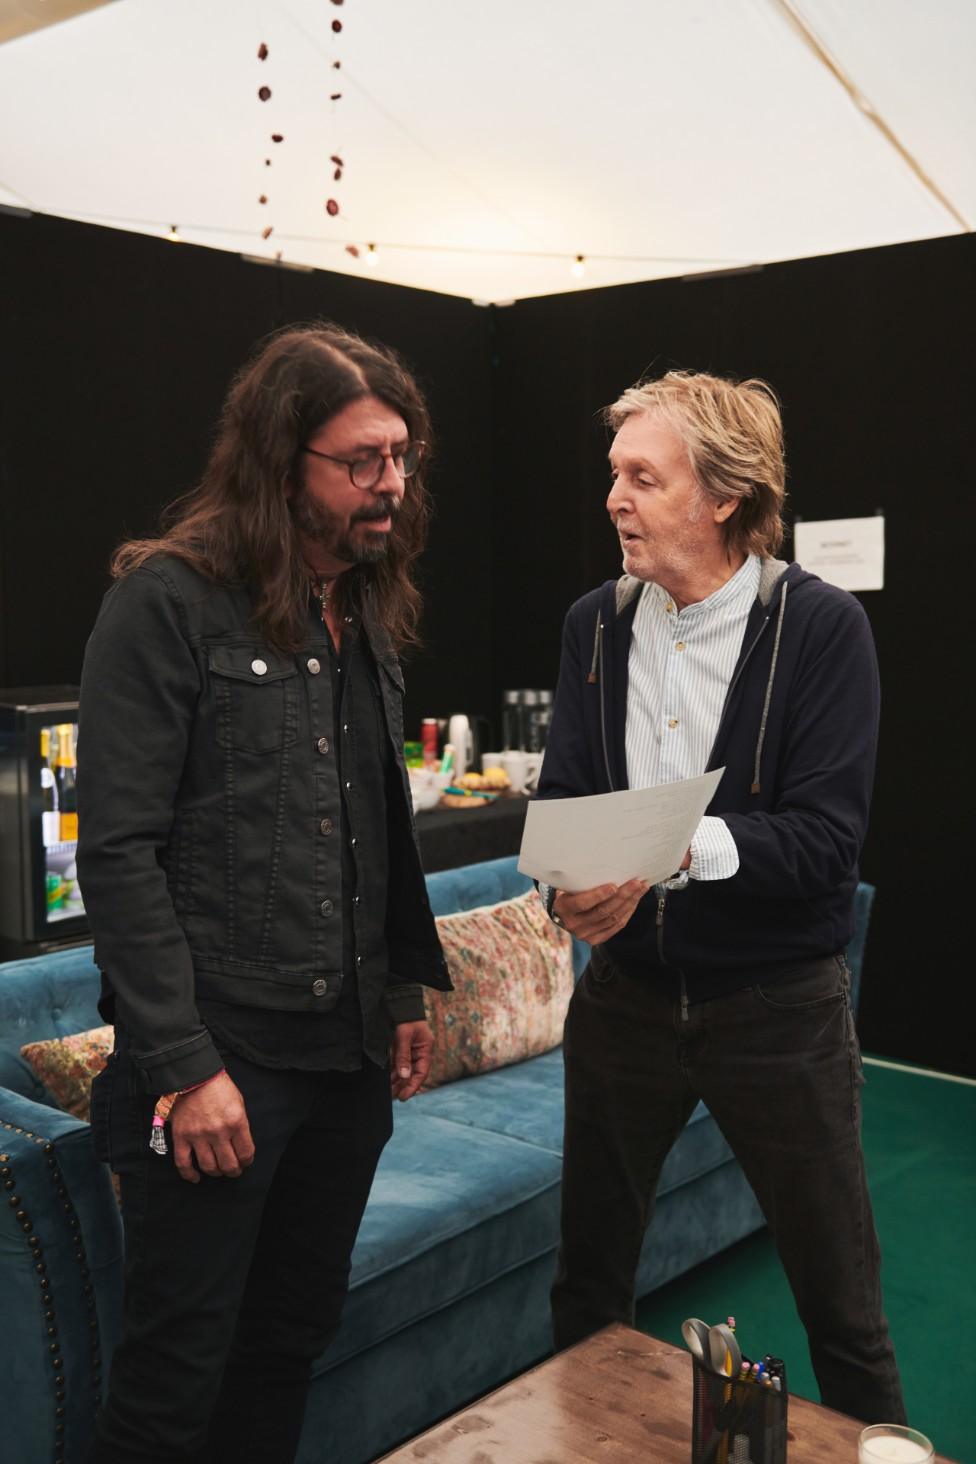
left=626, top=555, right=761, bottom=880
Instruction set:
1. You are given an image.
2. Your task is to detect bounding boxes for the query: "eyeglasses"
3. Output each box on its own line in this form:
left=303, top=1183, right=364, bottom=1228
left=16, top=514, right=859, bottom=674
left=301, top=440, right=426, bottom=490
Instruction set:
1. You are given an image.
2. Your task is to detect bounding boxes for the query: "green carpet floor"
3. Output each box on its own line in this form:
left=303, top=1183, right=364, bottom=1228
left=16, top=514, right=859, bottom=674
left=635, top=1057, right=976, bottom=1464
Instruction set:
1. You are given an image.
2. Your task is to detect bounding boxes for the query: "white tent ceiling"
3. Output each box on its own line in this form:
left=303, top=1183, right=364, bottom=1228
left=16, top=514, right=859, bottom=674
left=1, top=0, right=972, bottom=302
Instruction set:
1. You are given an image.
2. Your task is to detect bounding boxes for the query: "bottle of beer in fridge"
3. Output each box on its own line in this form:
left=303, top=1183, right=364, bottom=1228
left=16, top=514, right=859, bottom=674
left=55, top=723, right=79, bottom=842
left=39, top=727, right=61, bottom=847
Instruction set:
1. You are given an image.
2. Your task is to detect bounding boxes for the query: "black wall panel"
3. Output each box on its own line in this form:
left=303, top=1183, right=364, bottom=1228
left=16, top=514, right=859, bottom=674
left=0, top=212, right=494, bottom=738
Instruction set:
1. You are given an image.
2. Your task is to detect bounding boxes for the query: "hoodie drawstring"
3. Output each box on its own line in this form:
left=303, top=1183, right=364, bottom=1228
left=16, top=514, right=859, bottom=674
left=751, top=581, right=788, bottom=794
left=587, top=613, right=601, bottom=684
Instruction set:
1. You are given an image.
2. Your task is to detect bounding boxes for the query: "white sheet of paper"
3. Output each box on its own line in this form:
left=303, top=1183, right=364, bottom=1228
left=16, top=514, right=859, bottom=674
left=517, top=769, right=724, bottom=892
left=793, top=515, right=884, bottom=592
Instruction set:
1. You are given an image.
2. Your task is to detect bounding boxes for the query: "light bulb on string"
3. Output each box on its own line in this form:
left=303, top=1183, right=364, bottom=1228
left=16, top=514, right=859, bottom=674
left=365, top=243, right=378, bottom=268
left=167, top=225, right=181, bottom=243
left=571, top=254, right=585, bottom=279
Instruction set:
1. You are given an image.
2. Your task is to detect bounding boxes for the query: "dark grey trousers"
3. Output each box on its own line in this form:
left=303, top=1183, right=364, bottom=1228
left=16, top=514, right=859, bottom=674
left=551, top=950, right=906, bottom=1425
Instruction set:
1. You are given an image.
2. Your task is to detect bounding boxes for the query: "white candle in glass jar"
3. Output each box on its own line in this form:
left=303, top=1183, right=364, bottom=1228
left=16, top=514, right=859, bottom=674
left=859, top=1427, right=934, bottom=1462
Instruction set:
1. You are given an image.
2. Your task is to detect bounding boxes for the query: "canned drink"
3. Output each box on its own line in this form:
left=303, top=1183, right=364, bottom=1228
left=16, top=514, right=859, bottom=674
left=421, top=718, right=439, bottom=762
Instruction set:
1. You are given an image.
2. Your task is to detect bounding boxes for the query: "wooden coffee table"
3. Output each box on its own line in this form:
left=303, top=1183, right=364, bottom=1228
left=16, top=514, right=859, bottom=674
left=377, top=1323, right=957, bottom=1463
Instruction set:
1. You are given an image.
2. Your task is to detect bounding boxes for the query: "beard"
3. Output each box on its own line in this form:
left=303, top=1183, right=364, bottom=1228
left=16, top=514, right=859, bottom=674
left=292, top=490, right=400, bottom=566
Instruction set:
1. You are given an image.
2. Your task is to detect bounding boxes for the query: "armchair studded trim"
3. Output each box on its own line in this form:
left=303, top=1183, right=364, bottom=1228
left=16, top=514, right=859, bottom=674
left=1, top=1113, right=116, bottom=1463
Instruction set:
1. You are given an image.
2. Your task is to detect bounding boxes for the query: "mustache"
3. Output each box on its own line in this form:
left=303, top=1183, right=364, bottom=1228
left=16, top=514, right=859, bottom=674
left=352, top=495, right=401, bottom=525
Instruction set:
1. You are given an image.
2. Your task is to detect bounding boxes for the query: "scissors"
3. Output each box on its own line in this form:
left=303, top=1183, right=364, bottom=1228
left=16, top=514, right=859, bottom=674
left=682, top=1318, right=746, bottom=1464
left=681, top=1317, right=742, bottom=1377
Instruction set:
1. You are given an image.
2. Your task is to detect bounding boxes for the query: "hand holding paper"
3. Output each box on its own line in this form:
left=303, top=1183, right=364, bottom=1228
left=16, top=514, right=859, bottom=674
left=517, top=769, right=724, bottom=892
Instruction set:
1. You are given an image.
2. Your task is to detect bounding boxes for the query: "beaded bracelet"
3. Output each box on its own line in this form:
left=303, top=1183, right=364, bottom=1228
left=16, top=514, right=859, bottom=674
left=149, top=1069, right=226, bottom=1156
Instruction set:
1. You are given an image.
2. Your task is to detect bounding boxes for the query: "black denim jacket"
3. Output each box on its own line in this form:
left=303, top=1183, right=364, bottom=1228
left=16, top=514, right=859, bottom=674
left=76, top=556, right=451, bottom=1094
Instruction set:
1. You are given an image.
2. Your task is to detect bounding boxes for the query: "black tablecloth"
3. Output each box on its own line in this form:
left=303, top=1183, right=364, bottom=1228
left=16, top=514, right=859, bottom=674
left=414, top=793, right=529, bottom=873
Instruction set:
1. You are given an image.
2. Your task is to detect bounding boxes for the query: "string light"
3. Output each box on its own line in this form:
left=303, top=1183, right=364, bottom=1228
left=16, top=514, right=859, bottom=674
left=571, top=253, right=585, bottom=279
left=365, top=242, right=378, bottom=267
left=64, top=208, right=745, bottom=274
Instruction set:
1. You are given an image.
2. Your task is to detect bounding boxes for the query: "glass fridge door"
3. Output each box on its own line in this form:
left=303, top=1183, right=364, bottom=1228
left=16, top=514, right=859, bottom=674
left=30, top=711, right=88, bottom=941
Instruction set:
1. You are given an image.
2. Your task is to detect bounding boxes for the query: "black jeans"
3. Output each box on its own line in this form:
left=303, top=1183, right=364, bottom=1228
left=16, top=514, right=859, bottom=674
left=551, top=951, right=906, bottom=1425
left=88, top=1039, right=392, bottom=1464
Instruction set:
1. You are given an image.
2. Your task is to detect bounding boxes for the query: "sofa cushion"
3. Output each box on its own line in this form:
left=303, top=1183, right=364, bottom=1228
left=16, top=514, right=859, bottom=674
left=19, top=1025, right=114, bottom=1121
left=425, top=854, right=590, bottom=980
left=0, top=944, right=103, bottom=1102
left=415, top=1047, right=739, bottom=1200
left=425, top=890, right=574, bottom=1087
left=424, top=856, right=534, bottom=917
left=321, top=1102, right=562, bottom=1372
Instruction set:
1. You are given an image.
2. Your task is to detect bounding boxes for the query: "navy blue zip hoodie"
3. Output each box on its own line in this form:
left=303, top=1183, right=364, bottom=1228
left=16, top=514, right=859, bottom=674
left=536, top=559, right=880, bottom=1001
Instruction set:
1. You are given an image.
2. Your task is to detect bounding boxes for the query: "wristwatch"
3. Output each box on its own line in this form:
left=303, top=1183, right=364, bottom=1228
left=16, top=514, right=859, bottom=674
left=539, top=882, right=564, bottom=926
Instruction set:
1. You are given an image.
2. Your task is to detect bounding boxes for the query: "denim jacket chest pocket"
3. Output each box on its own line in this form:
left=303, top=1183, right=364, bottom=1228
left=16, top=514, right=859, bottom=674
left=376, top=656, right=405, bottom=743
left=208, top=644, right=300, bottom=754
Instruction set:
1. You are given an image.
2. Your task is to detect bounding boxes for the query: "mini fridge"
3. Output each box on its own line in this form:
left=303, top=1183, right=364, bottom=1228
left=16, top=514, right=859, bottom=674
left=0, top=685, right=89, bottom=959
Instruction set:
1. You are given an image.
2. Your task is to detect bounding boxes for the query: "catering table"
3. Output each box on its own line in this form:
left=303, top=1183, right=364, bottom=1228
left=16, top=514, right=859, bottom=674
left=414, top=792, right=529, bottom=873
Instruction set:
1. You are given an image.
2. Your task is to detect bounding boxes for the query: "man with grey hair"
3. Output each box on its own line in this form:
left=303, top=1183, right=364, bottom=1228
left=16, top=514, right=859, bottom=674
left=537, top=370, right=905, bottom=1424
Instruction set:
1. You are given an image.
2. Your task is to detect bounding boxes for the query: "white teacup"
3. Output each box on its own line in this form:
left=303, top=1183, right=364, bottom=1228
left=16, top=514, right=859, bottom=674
left=481, top=751, right=504, bottom=772
left=523, top=751, right=543, bottom=790
left=500, top=749, right=539, bottom=793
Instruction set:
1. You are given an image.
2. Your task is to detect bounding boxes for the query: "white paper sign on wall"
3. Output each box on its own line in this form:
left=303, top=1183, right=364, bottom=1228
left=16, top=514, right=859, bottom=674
left=793, top=515, right=884, bottom=592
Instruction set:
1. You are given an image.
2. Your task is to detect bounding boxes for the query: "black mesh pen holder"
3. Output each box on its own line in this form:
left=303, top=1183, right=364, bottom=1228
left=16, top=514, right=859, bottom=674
left=692, top=1355, right=788, bottom=1464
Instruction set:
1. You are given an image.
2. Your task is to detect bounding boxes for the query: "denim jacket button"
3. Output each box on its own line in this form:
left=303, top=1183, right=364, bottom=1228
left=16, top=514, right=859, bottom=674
left=320, top=900, right=334, bottom=918
left=251, top=659, right=268, bottom=676
left=317, top=737, right=330, bottom=754
left=312, top=978, right=328, bottom=997
left=319, top=818, right=334, bottom=835
left=307, top=658, right=321, bottom=675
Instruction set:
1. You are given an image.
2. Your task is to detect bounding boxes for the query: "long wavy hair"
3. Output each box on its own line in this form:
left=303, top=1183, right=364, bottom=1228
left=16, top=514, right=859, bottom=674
left=112, top=322, right=434, bottom=651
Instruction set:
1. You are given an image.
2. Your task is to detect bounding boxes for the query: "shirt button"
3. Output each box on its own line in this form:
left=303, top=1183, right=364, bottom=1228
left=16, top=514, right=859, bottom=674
left=668, top=718, right=679, bottom=729
left=350, top=837, right=358, bottom=848
left=251, top=658, right=268, bottom=676
left=320, top=900, right=334, bottom=918
left=307, top=657, right=321, bottom=675
left=343, top=723, right=349, bottom=735
left=354, top=894, right=361, bottom=905
left=320, top=818, right=333, bottom=835
left=345, top=780, right=352, bottom=790
left=312, top=978, right=328, bottom=997
left=356, top=955, right=363, bottom=966
left=675, top=641, right=685, bottom=651
left=317, top=737, right=330, bottom=754
left=665, top=602, right=674, bottom=614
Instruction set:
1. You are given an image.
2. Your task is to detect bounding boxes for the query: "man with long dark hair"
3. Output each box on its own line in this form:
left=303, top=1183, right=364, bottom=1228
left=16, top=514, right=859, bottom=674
left=78, top=323, right=451, bottom=1463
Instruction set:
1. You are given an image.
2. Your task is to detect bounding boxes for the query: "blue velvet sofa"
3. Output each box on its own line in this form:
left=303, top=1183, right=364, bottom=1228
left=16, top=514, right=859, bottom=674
left=0, top=857, right=874, bottom=1464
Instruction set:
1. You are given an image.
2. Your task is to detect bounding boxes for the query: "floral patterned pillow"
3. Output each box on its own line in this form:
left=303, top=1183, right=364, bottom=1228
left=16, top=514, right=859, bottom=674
left=425, top=889, right=574, bottom=1088
left=20, top=1025, right=114, bottom=1121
